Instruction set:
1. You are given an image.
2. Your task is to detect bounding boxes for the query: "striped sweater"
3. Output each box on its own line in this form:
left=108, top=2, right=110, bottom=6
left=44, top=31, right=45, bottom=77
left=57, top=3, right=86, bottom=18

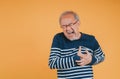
left=49, top=32, right=105, bottom=79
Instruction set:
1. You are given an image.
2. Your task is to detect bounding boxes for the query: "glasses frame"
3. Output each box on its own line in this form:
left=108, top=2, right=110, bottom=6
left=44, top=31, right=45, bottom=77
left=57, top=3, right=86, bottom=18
left=61, top=20, right=78, bottom=29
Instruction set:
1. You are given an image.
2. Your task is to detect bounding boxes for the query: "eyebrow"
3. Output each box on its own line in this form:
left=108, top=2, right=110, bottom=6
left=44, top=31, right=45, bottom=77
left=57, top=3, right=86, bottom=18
left=61, top=23, right=73, bottom=26
left=61, top=20, right=78, bottom=26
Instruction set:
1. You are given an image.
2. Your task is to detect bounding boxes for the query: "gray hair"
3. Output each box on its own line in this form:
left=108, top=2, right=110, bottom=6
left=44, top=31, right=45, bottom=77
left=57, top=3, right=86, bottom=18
left=59, top=11, right=80, bottom=25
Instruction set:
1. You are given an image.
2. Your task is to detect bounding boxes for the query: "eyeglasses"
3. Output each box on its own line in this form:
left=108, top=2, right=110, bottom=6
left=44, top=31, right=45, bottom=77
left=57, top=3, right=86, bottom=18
left=61, top=20, right=78, bottom=29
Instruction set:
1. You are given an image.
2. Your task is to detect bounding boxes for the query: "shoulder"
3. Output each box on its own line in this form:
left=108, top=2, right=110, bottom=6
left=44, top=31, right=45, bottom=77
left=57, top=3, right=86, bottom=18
left=52, top=32, right=65, bottom=41
left=52, top=32, right=65, bottom=48
left=54, top=32, right=64, bottom=37
left=53, top=32, right=64, bottom=39
left=81, top=32, right=95, bottom=40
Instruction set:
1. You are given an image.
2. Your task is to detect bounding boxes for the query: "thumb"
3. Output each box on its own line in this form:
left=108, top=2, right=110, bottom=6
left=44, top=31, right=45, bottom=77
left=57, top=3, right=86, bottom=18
left=77, top=46, right=83, bottom=56
left=85, top=50, right=91, bottom=55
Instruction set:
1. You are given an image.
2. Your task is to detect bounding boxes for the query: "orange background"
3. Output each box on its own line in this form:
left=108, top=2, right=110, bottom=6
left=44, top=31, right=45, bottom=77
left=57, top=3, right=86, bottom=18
left=0, top=0, right=120, bottom=79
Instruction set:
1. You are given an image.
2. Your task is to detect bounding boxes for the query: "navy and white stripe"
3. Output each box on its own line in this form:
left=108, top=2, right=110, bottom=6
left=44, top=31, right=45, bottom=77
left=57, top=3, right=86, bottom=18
left=48, top=32, right=105, bottom=79
left=57, top=66, right=93, bottom=79
left=49, top=48, right=77, bottom=69
left=94, top=47, right=105, bottom=65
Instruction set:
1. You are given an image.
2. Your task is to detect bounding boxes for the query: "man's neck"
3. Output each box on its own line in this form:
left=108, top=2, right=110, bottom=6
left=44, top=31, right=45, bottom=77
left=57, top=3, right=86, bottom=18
left=75, top=32, right=81, bottom=40
left=70, top=32, right=81, bottom=41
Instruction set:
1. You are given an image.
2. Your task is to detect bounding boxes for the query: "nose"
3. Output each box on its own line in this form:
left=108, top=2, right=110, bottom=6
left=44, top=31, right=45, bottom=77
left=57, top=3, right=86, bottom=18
left=66, top=26, right=72, bottom=30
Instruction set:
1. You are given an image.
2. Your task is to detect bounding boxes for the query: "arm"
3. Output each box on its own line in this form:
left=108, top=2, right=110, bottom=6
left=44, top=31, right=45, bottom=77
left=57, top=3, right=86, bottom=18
left=49, top=48, right=80, bottom=69
left=89, top=36, right=105, bottom=65
left=75, top=36, right=105, bottom=66
left=48, top=34, right=80, bottom=69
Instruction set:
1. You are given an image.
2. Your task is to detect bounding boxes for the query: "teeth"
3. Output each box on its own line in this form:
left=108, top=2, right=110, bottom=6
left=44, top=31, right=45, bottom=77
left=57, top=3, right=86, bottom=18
left=67, top=31, right=74, bottom=34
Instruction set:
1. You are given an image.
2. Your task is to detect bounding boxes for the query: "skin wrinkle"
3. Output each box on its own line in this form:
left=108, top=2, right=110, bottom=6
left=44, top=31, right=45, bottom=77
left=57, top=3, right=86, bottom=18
left=60, top=14, right=81, bottom=41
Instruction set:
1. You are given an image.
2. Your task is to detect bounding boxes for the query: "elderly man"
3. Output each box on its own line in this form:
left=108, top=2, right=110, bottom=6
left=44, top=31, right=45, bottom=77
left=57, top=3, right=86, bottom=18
left=49, top=11, right=105, bottom=79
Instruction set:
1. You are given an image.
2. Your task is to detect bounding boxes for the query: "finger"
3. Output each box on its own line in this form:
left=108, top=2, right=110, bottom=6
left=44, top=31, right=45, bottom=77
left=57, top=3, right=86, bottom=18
left=79, top=62, right=85, bottom=66
left=76, top=59, right=86, bottom=66
left=77, top=62, right=81, bottom=66
left=79, top=59, right=85, bottom=62
left=85, top=50, right=91, bottom=55
left=78, top=46, right=82, bottom=53
left=86, top=51, right=92, bottom=59
left=77, top=60, right=85, bottom=66
left=76, top=60, right=81, bottom=63
left=80, top=59, right=87, bottom=66
left=76, top=59, right=84, bottom=63
left=78, top=46, right=84, bottom=57
left=76, top=62, right=84, bottom=66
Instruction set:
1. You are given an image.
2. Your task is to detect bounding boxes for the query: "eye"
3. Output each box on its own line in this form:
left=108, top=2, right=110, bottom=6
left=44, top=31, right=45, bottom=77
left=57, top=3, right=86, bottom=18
left=68, top=23, right=73, bottom=27
left=61, top=25, right=66, bottom=29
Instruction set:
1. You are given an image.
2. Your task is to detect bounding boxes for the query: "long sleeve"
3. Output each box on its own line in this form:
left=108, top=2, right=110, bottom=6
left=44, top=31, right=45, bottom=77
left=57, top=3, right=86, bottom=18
left=48, top=33, right=105, bottom=79
left=89, top=36, right=105, bottom=65
left=49, top=48, right=79, bottom=69
left=48, top=34, right=80, bottom=69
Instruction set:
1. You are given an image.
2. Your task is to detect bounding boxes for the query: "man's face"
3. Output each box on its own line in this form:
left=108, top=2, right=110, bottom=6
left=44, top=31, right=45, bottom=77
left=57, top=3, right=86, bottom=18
left=60, top=14, right=80, bottom=41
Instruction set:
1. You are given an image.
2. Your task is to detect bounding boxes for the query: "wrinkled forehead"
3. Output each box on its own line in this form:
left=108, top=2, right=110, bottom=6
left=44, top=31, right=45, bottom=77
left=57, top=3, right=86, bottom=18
left=61, top=14, right=76, bottom=25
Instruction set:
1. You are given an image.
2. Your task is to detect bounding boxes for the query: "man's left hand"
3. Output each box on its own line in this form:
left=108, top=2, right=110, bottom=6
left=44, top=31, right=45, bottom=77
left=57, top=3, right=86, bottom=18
left=76, top=47, right=92, bottom=66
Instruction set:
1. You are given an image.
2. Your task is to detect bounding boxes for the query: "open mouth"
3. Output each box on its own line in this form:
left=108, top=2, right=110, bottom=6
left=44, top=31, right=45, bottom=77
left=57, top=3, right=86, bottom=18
left=67, top=31, right=74, bottom=35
